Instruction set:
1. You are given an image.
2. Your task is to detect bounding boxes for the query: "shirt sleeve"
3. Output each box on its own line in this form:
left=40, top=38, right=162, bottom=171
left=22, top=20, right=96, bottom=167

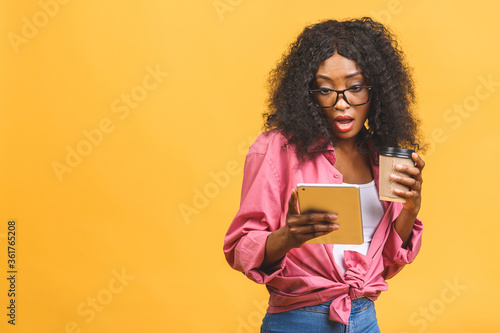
left=223, top=151, right=287, bottom=284
left=382, top=217, right=423, bottom=280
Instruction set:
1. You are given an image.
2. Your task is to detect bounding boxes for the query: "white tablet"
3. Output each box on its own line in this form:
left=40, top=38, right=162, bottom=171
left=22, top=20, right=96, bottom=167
left=296, top=183, right=364, bottom=245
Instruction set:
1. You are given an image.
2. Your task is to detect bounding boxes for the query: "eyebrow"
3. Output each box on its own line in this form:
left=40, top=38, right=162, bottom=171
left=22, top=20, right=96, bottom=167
left=315, top=71, right=364, bottom=81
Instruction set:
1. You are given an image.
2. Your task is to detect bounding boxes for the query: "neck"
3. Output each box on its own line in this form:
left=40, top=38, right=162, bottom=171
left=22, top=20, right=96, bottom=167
left=334, top=137, right=359, bottom=155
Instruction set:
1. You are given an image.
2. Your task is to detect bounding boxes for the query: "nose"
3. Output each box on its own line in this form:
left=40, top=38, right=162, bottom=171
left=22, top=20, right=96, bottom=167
left=334, top=92, right=350, bottom=110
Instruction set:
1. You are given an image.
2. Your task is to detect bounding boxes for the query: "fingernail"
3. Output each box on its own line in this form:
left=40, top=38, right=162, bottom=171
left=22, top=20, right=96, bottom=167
left=395, top=165, right=403, bottom=170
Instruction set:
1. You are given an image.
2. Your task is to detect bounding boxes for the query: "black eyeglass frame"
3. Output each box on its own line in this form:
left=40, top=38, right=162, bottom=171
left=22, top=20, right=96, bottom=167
left=309, top=86, right=373, bottom=108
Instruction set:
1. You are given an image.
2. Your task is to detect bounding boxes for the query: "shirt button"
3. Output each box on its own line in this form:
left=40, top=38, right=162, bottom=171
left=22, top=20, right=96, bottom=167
left=334, top=173, right=339, bottom=178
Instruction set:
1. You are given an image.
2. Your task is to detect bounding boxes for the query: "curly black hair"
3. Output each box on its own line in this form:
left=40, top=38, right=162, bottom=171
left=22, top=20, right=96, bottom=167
left=264, top=17, right=426, bottom=160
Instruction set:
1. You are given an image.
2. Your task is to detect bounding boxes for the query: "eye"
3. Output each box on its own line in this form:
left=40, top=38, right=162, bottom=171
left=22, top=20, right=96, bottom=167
left=349, top=85, right=363, bottom=92
left=317, top=88, right=332, bottom=95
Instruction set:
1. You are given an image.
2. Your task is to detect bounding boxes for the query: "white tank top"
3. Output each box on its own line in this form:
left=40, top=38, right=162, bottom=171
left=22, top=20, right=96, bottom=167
left=333, top=180, right=385, bottom=275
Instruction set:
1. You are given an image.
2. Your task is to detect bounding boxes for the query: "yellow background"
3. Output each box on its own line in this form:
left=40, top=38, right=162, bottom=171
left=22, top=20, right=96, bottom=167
left=1, top=0, right=499, bottom=332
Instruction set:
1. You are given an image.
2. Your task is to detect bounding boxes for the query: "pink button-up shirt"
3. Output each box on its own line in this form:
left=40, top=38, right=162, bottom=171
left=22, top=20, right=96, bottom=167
left=223, top=130, right=423, bottom=325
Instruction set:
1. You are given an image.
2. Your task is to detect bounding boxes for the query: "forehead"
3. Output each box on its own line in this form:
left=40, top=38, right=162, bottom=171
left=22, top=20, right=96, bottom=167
left=315, top=53, right=363, bottom=79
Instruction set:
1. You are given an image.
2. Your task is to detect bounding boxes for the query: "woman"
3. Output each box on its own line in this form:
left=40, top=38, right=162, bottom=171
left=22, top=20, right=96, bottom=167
left=224, top=17, right=426, bottom=332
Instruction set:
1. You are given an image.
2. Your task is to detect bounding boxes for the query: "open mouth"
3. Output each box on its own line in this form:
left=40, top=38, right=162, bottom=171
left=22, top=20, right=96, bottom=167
left=334, top=116, right=354, bottom=132
left=336, top=119, right=353, bottom=125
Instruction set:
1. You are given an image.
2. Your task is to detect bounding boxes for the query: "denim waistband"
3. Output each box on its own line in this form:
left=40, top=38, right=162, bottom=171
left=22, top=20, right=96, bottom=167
left=296, top=296, right=373, bottom=315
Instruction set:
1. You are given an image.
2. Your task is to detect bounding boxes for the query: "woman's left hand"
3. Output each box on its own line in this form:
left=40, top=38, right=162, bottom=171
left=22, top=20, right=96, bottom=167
left=391, top=152, right=425, bottom=216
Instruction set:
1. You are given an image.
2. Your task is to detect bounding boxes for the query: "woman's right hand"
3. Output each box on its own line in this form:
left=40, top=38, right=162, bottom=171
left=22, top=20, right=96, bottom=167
left=283, top=189, right=339, bottom=249
left=261, top=189, right=339, bottom=269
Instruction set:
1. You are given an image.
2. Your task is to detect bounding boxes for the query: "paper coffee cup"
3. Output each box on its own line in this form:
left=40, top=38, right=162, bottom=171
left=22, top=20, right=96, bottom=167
left=378, top=147, right=415, bottom=203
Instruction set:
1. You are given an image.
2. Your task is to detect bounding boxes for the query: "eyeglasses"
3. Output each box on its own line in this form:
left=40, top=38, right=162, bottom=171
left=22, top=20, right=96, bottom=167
left=309, top=85, right=372, bottom=108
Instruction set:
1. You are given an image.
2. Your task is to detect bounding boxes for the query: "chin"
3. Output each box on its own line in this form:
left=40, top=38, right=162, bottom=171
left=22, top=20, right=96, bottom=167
left=330, top=124, right=363, bottom=141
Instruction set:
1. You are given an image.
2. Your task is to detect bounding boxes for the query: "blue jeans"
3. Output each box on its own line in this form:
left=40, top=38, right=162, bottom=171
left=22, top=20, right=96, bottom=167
left=261, top=297, right=380, bottom=333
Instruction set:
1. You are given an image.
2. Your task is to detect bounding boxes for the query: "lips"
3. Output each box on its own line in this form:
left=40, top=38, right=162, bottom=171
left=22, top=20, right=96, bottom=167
left=334, top=115, right=354, bottom=132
